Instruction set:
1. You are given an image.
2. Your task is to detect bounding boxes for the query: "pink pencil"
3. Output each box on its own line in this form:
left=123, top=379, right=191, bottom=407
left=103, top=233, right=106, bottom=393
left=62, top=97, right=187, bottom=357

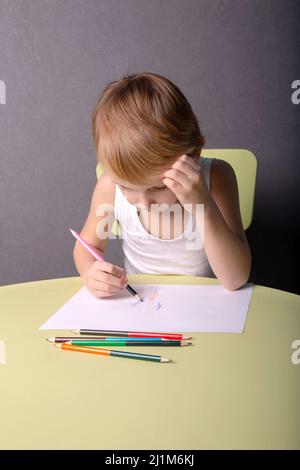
left=69, top=228, right=143, bottom=302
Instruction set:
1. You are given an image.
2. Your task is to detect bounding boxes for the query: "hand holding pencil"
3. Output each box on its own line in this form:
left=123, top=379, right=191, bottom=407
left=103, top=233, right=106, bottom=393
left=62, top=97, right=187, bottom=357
left=83, top=259, right=128, bottom=298
left=70, top=229, right=143, bottom=302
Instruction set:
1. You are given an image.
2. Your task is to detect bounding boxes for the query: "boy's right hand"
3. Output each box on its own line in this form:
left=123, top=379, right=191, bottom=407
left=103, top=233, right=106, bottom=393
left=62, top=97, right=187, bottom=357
left=82, top=260, right=128, bottom=298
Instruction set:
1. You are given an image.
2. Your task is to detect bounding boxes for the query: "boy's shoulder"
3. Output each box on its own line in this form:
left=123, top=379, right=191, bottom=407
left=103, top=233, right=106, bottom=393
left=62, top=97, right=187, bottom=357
left=93, top=171, right=116, bottom=208
left=210, top=158, right=236, bottom=197
left=210, top=158, right=248, bottom=244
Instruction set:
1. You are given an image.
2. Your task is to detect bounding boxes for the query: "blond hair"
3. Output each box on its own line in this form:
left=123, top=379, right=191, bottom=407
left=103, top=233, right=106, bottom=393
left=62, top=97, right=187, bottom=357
left=92, top=72, right=205, bottom=184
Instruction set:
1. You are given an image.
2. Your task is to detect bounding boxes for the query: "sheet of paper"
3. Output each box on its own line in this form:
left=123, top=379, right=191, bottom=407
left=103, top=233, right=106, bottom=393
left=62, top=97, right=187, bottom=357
left=39, top=283, right=253, bottom=333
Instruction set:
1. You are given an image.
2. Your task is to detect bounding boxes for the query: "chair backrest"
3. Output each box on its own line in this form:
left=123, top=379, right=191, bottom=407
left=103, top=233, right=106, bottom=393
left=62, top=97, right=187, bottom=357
left=96, top=148, right=257, bottom=233
left=201, top=149, right=257, bottom=230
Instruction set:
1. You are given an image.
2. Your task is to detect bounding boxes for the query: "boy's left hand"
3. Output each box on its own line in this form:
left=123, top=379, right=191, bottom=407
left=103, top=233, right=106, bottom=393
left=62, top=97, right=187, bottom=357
left=162, top=154, right=212, bottom=213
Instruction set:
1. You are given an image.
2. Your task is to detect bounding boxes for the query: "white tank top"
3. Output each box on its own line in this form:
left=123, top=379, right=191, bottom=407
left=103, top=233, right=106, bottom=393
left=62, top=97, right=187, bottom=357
left=113, top=156, right=216, bottom=277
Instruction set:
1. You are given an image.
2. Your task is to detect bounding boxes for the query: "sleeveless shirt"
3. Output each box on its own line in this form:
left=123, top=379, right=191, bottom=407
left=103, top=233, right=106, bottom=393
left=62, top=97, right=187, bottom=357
left=113, top=156, right=216, bottom=276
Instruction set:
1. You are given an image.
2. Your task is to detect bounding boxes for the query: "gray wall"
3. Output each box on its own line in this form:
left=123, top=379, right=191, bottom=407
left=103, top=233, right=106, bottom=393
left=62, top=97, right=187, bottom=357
left=0, top=0, right=299, bottom=294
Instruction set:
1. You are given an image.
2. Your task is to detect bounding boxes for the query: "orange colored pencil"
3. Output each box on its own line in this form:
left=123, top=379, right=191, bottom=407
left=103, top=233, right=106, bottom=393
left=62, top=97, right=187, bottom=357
left=56, top=342, right=171, bottom=363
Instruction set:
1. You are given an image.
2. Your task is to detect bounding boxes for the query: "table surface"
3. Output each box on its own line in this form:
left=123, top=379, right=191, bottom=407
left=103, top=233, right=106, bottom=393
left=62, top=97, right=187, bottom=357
left=0, top=275, right=299, bottom=450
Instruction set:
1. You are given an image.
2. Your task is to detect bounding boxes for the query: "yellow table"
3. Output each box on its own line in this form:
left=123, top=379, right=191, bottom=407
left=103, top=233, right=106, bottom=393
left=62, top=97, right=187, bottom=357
left=0, top=275, right=299, bottom=450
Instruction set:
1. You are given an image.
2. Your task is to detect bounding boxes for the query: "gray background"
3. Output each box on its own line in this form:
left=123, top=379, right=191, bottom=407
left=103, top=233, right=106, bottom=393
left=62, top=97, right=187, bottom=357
left=0, top=0, right=299, bottom=294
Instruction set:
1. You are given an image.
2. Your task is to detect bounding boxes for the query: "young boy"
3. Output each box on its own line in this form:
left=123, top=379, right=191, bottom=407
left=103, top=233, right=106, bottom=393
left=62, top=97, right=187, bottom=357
left=73, top=72, right=251, bottom=297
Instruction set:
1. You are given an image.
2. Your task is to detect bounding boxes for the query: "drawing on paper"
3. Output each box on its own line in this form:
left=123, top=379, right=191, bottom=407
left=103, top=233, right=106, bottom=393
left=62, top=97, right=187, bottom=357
left=131, top=286, right=162, bottom=313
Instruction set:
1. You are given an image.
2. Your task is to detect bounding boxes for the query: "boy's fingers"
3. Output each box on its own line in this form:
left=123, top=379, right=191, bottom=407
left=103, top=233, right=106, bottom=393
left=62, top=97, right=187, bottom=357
left=91, top=280, right=122, bottom=293
left=93, top=272, right=126, bottom=288
left=94, top=261, right=125, bottom=278
left=92, top=289, right=117, bottom=298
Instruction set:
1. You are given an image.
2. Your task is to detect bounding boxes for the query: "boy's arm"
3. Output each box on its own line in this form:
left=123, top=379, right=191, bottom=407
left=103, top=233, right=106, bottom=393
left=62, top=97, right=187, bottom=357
left=200, top=159, right=252, bottom=290
left=73, top=172, right=116, bottom=277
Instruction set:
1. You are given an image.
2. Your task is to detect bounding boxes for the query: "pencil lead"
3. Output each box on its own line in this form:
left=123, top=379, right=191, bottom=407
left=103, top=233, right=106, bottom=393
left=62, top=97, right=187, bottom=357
left=72, top=330, right=80, bottom=334
left=46, top=337, right=54, bottom=342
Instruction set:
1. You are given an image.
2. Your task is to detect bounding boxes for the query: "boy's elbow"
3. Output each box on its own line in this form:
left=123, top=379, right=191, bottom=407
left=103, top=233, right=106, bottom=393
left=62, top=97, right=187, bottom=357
left=72, top=241, right=80, bottom=261
left=224, top=251, right=252, bottom=291
left=222, top=271, right=251, bottom=291
left=223, top=280, right=246, bottom=291
left=72, top=242, right=77, bottom=256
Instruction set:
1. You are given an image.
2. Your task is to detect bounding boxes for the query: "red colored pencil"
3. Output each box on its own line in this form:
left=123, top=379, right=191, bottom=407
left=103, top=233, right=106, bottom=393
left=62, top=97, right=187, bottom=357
left=72, top=329, right=192, bottom=340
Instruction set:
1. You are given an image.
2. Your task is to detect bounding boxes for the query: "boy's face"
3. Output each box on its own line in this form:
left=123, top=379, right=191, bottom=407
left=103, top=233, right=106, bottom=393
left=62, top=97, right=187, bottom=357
left=108, top=154, right=199, bottom=213
left=110, top=173, right=179, bottom=212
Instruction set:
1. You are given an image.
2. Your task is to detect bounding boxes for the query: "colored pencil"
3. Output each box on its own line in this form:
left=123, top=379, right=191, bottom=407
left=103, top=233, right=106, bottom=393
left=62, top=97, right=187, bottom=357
left=47, top=337, right=166, bottom=343
left=72, top=329, right=192, bottom=340
left=47, top=336, right=175, bottom=343
left=47, top=336, right=109, bottom=343
left=69, top=228, right=143, bottom=303
left=56, top=343, right=172, bottom=363
left=65, top=340, right=191, bottom=347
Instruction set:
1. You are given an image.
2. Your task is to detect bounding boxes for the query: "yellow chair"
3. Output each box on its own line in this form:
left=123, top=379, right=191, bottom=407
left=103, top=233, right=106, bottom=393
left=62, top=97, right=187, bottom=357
left=201, top=149, right=257, bottom=230
left=96, top=148, right=257, bottom=235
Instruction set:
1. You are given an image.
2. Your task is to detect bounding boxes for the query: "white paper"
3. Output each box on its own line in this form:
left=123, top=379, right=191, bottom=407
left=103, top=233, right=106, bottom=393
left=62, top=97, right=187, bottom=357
left=39, top=283, right=253, bottom=333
